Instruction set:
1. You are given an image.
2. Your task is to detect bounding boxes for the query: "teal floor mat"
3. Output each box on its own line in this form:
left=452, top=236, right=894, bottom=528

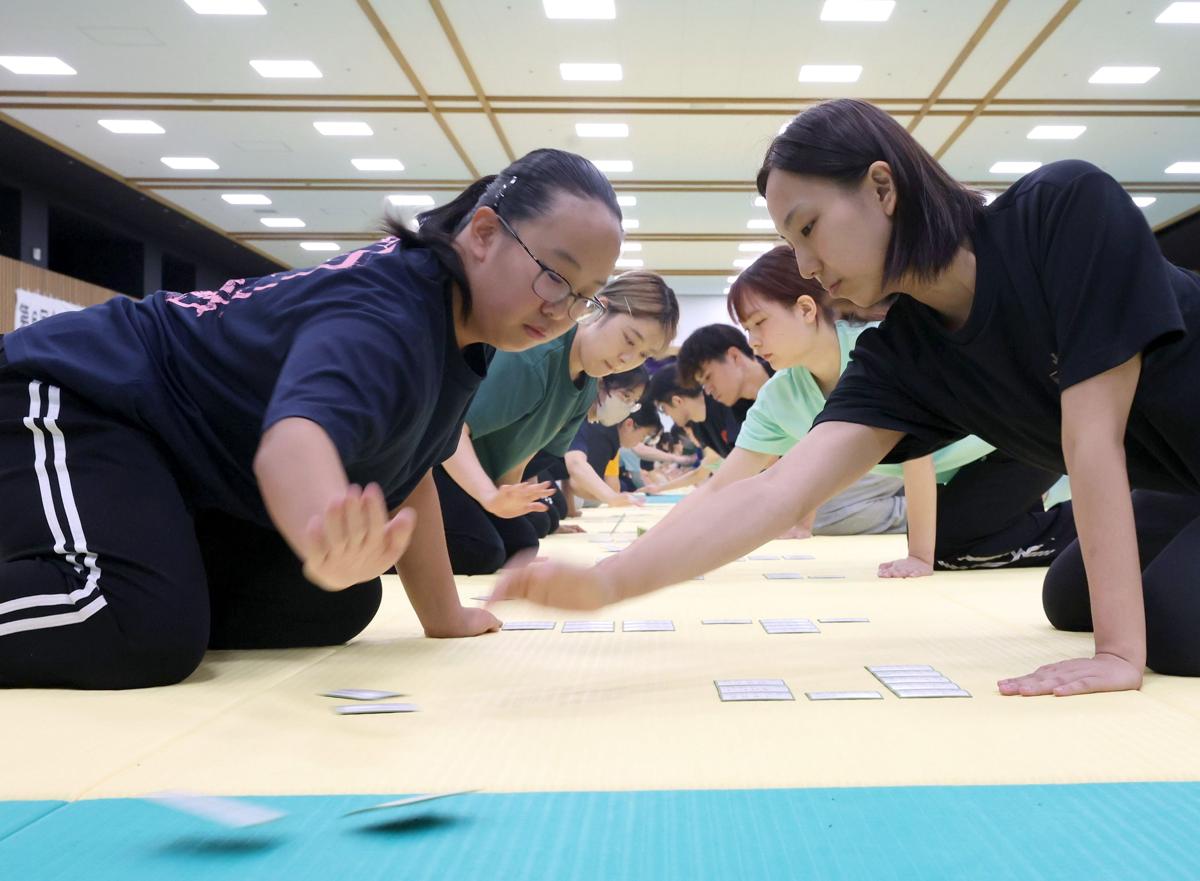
left=0, top=801, right=63, bottom=842
left=2, top=783, right=1198, bottom=880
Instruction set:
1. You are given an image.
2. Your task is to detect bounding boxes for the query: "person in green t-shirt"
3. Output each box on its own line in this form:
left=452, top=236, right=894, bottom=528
left=435, top=271, right=679, bottom=574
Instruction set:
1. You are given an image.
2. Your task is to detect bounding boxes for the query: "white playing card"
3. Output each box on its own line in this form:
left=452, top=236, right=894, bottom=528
left=343, top=789, right=480, bottom=817
left=335, top=703, right=419, bottom=715
left=782, top=554, right=815, bottom=560
left=622, top=620, right=674, bottom=632
left=701, top=618, right=752, bottom=625
left=322, top=689, right=403, bottom=701
left=562, top=620, right=615, bottom=633
left=806, top=575, right=846, bottom=580
left=747, top=554, right=781, bottom=561
left=867, top=665, right=935, bottom=673
left=716, top=684, right=792, bottom=693
left=715, top=678, right=788, bottom=687
left=717, top=689, right=794, bottom=702
left=147, top=791, right=286, bottom=828
left=760, top=618, right=819, bottom=634
left=890, top=688, right=971, bottom=698
left=805, top=691, right=883, bottom=701
left=763, top=572, right=805, bottom=580
left=501, top=621, right=557, bottom=631
left=817, top=617, right=870, bottom=623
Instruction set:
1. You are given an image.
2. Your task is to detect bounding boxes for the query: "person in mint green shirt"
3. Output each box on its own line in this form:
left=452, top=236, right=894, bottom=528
left=436, top=271, right=679, bottom=574
left=665, top=245, right=1075, bottom=575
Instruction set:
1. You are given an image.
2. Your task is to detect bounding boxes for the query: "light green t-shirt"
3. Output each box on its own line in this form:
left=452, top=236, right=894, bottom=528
left=736, top=322, right=994, bottom=483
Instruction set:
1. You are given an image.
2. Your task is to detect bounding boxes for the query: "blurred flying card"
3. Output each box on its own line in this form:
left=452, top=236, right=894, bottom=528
left=146, top=791, right=285, bottom=828
left=344, top=790, right=480, bottom=817
left=322, top=689, right=403, bottom=701
left=335, top=703, right=419, bottom=715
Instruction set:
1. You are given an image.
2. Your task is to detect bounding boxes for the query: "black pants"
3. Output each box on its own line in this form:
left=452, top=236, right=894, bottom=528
left=933, top=451, right=1077, bottom=570
left=523, top=452, right=568, bottom=524
left=1043, top=490, right=1200, bottom=676
left=434, top=466, right=542, bottom=575
left=0, top=369, right=381, bottom=690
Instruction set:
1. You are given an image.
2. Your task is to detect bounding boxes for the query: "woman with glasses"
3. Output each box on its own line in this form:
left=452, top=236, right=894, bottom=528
left=437, top=273, right=678, bottom=574
left=0, top=148, right=624, bottom=690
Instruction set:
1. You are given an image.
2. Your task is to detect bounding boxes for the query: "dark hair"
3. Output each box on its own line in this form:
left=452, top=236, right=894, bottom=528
left=728, top=245, right=889, bottom=325
left=384, top=148, right=622, bottom=317
left=596, top=271, right=681, bottom=346
left=602, top=365, right=650, bottom=395
left=676, top=324, right=753, bottom=387
left=646, top=364, right=701, bottom=406
left=626, top=403, right=662, bottom=433
left=758, top=99, right=984, bottom=286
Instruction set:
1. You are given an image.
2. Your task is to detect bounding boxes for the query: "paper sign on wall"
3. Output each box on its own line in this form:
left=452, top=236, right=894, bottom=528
left=14, top=288, right=84, bottom=329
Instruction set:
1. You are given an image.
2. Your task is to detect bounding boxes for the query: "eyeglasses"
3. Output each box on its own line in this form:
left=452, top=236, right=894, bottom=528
left=491, top=177, right=607, bottom=324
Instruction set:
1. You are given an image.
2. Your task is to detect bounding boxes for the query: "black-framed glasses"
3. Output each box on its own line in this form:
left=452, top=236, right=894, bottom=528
left=490, top=179, right=606, bottom=324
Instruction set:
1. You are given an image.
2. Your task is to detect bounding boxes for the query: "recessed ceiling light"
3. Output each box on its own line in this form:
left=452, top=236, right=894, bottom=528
left=1165, top=161, right=1200, bottom=173
left=221, top=193, right=271, bottom=205
left=184, top=0, right=266, bottom=13
left=1088, top=66, right=1159, bottom=84
left=260, top=217, right=306, bottom=228
left=820, top=0, right=895, bottom=22
left=592, top=159, right=633, bottom=173
left=544, top=0, right=615, bottom=18
left=738, top=242, right=773, bottom=253
left=314, top=121, right=373, bottom=136
left=733, top=258, right=755, bottom=268
left=300, top=241, right=340, bottom=251
left=98, top=119, right=164, bottom=134
left=798, top=64, right=862, bottom=83
left=0, top=56, right=76, bottom=75
left=726, top=276, right=739, bottom=283
left=250, top=59, right=322, bottom=79
left=747, top=219, right=775, bottom=230
left=560, top=62, right=623, bottom=81
left=722, top=286, right=732, bottom=294
left=1156, top=2, right=1200, bottom=23
left=161, top=156, right=219, bottom=170
left=1027, top=124, right=1086, bottom=140
left=615, top=258, right=643, bottom=268
left=387, top=193, right=434, bottom=207
left=352, top=158, right=405, bottom=171
left=753, top=196, right=767, bottom=208
left=576, top=122, right=629, bottom=138
left=616, top=194, right=637, bottom=207
left=620, top=242, right=642, bottom=252
left=1132, top=195, right=1157, bottom=207
left=621, top=218, right=639, bottom=230
left=989, top=161, right=1041, bottom=174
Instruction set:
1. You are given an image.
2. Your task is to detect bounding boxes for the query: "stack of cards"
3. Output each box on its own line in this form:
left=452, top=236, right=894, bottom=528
left=562, top=620, right=615, bottom=633
left=714, top=679, right=794, bottom=701
left=622, top=620, right=674, bottom=632
left=760, top=618, right=820, bottom=634
left=867, top=665, right=971, bottom=698
left=501, top=621, right=557, bottom=631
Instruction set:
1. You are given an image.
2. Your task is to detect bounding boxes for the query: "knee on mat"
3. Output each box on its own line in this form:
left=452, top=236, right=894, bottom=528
left=1040, top=571, right=1093, bottom=633
left=319, top=579, right=383, bottom=645
left=1145, top=597, right=1200, bottom=678
left=449, top=540, right=506, bottom=576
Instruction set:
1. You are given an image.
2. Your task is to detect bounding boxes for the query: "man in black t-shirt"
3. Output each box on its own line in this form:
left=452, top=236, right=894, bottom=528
left=646, top=364, right=743, bottom=458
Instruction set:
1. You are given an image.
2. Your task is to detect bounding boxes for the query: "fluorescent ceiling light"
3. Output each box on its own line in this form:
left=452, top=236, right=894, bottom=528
left=0, top=56, right=76, bottom=75
left=1156, top=2, right=1200, bottom=23
left=733, top=258, right=755, bottom=268
left=621, top=218, right=639, bottom=230
left=615, top=258, right=644, bottom=268
left=1165, top=161, right=1200, bottom=173
left=1027, top=124, right=1086, bottom=140
left=314, top=121, right=373, bottom=136
left=1088, top=66, right=1159, bottom=84
left=99, top=119, right=164, bottom=134
left=250, top=59, right=322, bottom=78
left=1131, top=196, right=1157, bottom=207
left=753, top=196, right=767, bottom=207
left=592, top=159, right=633, bottom=173
left=352, top=158, right=405, bottom=171
left=184, top=0, right=266, bottom=13
left=798, top=64, right=862, bottom=83
left=576, top=122, right=629, bottom=138
left=738, top=242, right=773, bottom=253
left=620, top=242, right=642, bottom=252
left=387, top=193, right=434, bottom=207
left=616, top=194, right=637, bottom=207
left=820, top=0, right=895, bottom=22
left=726, top=276, right=739, bottom=283
left=722, top=286, right=731, bottom=294
left=747, top=219, right=775, bottom=230
left=989, top=161, right=1041, bottom=174
left=221, top=193, right=271, bottom=205
left=300, top=241, right=340, bottom=251
left=560, top=62, right=622, bottom=81
left=544, top=0, right=615, bottom=18
left=260, top=217, right=306, bottom=228
left=161, top=156, right=219, bottom=170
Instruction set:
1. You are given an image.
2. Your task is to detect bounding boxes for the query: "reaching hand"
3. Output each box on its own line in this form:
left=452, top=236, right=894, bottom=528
left=423, top=605, right=502, bottom=639
left=610, top=492, right=646, bottom=508
left=484, top=479, right=555, bottom=519
left=302, top=483, right=415, bottom=590
left=490, top=561, right=618, bottom=610
left=877, top=556, right=933, bottom=578
left=998, top=653, right=1143, bottom=697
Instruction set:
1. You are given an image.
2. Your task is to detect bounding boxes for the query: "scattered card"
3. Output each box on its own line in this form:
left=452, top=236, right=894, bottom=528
left=760, top=618, right=820, bottom=634
left=747, top=554, right=781, bottom=561
left=147, top=792, right=286, bottom=828
left=335, top=703, right=419, bottom=715
left=715, top=679, right=794, bottom=701
left=890, top=687, right=971, bottom=699
left=322, top=689, right=403, bottom=701
left=718, top=690, right=795, bottom=701
left=817, top=617, right=870, bottom=624
left=805, top=691, right=883, bottom=701
left=344, top=790, right=480, bottom=817
left=806, top=575, right=847, bottom=580
left=867, top=665, right=935, bottom=673
left=501, top=621, right=556, bottom=631
left=622, top=620, right=674, bottom=632
left=562, top=620, right=615, bottom=633
left=701, top=618, right=752, bottom=625
left=782, top=554, right=815, bottom=560
left=763, top=572, right=805, bottom=580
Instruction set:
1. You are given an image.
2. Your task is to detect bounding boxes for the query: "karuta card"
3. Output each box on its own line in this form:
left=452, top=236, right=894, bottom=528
left=763, top=572, right=805, bottom=580
left=622, top=620, right=674, bottom=632
left=782, top=554, right=815, bottom=560
left=501, top=621, right=557, bottom=631
left=562, top=620, right=614, bottom=633
left=890, top=688, right=971, bottom=699
left=146, top=792, right=286, bottom=828
left=344, top=790, right=480, bottom=817
left=817, top=617, right=870, bottom=624
left=322, top=689, right=403, bottom=701
left=715, top=678, right=788, bottom=687
left=335, top=703, right=419, bottom=715
left=747, top=554, right=781, bottom=561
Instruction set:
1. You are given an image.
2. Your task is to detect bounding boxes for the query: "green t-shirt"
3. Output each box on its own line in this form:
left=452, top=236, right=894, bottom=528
left=465, top=326, right=598, bottom=480
left=736, top=322, right=994, bottom=483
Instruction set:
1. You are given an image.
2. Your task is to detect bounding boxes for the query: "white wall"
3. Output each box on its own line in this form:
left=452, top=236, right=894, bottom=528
left=671, top=294, right=738, bottom=348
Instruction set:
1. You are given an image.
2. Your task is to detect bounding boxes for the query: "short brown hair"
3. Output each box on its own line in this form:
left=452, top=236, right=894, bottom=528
left=728, top=245, right=887, bottom=325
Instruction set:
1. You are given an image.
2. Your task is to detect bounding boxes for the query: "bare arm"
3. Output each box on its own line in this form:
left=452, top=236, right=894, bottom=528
left=631, top=442, right=693, bottom=465
left=565, top=449, right=637, bottom=506
left=442, top=426, right=552, bottom=518
left=649, top=447, right=775, bottom=525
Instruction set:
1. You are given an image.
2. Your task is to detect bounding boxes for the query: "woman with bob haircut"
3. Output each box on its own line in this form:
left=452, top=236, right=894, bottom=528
left=494, top=99, right=1200, bottom=699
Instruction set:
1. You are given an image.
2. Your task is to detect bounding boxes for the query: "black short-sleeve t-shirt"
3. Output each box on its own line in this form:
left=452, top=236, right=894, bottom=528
left=569, top=420, right=621, bottom=478
left=689, top=393, right=743, bottom=458
left=4, top=240, right=492, bottom=523
left=814, top=160, right=1200, bottom=494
